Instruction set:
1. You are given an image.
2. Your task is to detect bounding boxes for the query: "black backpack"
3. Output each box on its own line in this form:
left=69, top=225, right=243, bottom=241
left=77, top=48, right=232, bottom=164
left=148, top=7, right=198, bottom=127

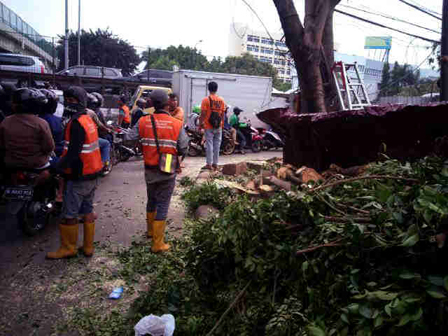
left=208, top=96, right=222, bottom=129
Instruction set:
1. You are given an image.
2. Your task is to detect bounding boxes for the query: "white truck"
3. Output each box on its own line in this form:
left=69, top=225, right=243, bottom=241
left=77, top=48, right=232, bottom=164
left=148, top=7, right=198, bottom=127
left=172, top=70, right=273, bottom=128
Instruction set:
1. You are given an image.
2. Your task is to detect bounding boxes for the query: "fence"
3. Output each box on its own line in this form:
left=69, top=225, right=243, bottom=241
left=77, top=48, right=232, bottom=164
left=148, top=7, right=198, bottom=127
left=378, top=96, right=438, bottom=105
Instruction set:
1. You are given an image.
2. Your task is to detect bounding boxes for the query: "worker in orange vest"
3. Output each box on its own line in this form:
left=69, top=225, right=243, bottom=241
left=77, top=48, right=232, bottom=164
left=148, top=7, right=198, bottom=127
left=126, top=89, right=188, bottom=252
left=117, top=95, right=131, bottom=128
left=47, top=86, right=103, bottom=259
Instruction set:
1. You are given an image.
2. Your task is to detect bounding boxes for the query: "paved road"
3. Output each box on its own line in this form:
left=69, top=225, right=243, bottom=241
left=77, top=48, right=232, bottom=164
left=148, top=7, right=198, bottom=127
left=0, top=150, right=282, bottom=280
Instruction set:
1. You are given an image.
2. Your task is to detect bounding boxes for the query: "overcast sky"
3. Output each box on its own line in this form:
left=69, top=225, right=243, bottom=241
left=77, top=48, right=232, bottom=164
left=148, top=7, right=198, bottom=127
left=3, top=0, right=443, bottom=69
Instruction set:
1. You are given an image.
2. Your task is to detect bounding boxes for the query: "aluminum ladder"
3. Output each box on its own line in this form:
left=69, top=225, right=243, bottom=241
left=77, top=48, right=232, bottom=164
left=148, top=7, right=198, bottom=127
left=332, top=61, right=371, bottom=111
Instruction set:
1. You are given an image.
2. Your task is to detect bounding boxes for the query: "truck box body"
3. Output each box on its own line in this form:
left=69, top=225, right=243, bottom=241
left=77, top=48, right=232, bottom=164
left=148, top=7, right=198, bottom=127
left=172, top=70, right=272, bottom=128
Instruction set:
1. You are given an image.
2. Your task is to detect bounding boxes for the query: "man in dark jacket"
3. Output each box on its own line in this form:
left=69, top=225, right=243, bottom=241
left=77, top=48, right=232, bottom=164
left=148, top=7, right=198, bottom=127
left=47, top=86, right=103, bottom=260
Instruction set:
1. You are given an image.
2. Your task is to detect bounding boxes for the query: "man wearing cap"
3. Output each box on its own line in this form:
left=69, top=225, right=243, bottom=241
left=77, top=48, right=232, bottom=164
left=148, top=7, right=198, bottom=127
left=47, top=86, right=103, bottom=259
left=229, top=106, right=246, bottom=154
left=127, top=89, right=188, bottom=253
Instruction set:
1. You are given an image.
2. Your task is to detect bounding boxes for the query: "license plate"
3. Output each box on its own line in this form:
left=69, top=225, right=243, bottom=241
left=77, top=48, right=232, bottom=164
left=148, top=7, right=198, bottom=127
left=3, top=187, right=34, bottom=201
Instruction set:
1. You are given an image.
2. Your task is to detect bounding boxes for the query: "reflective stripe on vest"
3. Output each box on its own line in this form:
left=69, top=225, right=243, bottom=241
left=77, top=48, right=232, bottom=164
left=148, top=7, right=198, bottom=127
left=61, top=114, right=103, bottom=176
left=139, top=113, right=182, bottom=167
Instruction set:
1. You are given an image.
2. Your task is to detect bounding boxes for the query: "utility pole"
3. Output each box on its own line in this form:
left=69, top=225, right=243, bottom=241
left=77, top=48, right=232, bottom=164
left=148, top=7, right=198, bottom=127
left=77, top=0, right=81, bottom=65
left=442, top=0, right=448, bottom=101
left=64, top=0, right=69, bottom=71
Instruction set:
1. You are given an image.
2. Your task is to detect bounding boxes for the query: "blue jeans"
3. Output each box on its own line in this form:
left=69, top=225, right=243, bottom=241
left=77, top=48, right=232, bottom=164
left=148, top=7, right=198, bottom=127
left=205, top=128, right=222, bottom=166
left=99, top=137, right=110, bottom=163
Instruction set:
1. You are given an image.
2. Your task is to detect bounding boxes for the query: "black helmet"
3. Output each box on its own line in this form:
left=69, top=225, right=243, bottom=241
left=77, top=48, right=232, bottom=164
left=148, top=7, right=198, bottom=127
left=40, top=89, right=58, bottom=114
left=87, top=93, right=99, bottom=109
left=12, top=88, right=47, bottom=114
left=233, top=106, right=243, bottom=114
left=119, top=95, right=128, bottom=104
left=64, top=86, right=87, bottom=108
left=136, top=98, right=146, bottom=108
left=91, top=92, right=104, bottom=107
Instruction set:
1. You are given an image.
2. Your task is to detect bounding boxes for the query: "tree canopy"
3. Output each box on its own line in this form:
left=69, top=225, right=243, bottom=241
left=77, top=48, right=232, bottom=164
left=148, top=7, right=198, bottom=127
left=56, top=29, right=140, bottom=76
left=141, top=45, right=290, bottom=91
left=379, top=62, right=421, bottom=97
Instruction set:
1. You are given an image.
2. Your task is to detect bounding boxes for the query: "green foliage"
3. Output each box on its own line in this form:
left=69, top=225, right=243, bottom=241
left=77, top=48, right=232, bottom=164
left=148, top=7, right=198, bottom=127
left=75, top=157, right=448, bottom=335
left=378, top=62, right=421, bottom=97
left=142, top=46, right=282, bottom=84
left=182, top=182, right=234, bottom=211
left=56, top=29, right=140, bottom=76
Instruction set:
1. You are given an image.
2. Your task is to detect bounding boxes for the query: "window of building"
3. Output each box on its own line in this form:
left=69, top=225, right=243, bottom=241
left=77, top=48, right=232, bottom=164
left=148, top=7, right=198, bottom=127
left=247, top=44, right=259, bottom=52
left=2, top=6, right=10, bottom=26
left=261, top=38, right=274, bottom=45
left=275, top=41, right=286, bottom=48
left=247, top=35, right=260, bottom=43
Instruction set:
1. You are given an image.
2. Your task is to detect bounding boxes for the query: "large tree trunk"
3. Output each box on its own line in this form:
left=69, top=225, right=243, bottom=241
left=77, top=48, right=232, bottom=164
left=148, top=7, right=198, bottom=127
left=273, top=0, right=341, bottom=113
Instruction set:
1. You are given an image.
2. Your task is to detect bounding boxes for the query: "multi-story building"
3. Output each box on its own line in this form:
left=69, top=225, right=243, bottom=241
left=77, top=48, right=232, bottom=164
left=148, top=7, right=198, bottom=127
left=228, top=23, right=293, bottom=83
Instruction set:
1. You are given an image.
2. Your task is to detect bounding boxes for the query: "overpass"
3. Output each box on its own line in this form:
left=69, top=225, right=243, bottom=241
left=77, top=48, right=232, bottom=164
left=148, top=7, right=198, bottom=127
left=0, top=1, right=57, bottom=69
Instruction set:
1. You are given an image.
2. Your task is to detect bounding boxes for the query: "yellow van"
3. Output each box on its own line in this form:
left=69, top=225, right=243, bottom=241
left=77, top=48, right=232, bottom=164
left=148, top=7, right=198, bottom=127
left=129, top=85, right=172, bottom=115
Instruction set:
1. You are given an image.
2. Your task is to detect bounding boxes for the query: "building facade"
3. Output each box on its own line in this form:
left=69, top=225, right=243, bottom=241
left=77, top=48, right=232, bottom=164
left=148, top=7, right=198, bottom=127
left=229, top=23, right=293, bottom=83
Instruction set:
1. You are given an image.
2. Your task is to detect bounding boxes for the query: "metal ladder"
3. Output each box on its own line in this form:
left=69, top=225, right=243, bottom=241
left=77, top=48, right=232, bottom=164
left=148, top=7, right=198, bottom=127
left=332, top=61, right=371, bottom=111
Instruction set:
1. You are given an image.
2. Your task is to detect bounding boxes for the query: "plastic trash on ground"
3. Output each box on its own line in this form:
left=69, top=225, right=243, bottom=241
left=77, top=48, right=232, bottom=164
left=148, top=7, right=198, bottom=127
left=134, top=314, right=175, bottom=336
left=108, top=287, right=123, bottom=299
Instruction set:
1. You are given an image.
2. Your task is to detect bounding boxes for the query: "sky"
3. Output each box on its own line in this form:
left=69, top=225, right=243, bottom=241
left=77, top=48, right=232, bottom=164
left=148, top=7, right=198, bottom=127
left=2, top=0, right=443, bottom=70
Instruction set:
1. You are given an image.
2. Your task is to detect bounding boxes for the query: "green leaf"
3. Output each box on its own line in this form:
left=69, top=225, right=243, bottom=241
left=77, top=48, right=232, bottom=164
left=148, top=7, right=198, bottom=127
left=341, top=313, right=349, bottom=324
left=347, top=303, right=360, bottom=314
left=444, top=276, right=448, bottom=292
left=374, top=315, right=383, bottom=328
left=399, top=272, right=421, bottom=280
left=371, top=291, right=398, bottom=301
left=302, top=261, right=309, bottom=273
left=307, top=326, right=326, bottom=336
left=428, top=276, right=444, bottom=287
left=402, top=234, right=419, bottom=247
left=410, top=307, right=423, bottom=321
left=427, top=287, right=447, bottom=299
left=396, top=314, right=412, bottom=327
left=359, top=305, right=373, bottom=319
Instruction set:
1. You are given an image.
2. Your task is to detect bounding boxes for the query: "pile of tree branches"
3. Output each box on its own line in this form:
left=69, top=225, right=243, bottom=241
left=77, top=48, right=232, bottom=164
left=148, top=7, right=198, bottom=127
left=130, top=156, right=448, bottom=335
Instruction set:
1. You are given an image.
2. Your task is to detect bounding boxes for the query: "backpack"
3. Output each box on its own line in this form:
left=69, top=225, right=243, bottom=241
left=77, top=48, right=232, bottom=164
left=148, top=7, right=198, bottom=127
left=208, top=96, right=222, bottom=129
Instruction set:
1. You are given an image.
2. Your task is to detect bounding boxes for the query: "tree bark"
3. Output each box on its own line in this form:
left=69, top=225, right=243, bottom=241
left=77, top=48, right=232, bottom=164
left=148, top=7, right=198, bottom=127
left=273, top=0, right=341, bottom=113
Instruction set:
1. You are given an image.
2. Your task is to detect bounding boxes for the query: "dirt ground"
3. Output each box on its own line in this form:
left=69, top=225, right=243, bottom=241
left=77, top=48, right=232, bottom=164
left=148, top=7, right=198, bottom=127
left=0, top=151, right=282, bottom=336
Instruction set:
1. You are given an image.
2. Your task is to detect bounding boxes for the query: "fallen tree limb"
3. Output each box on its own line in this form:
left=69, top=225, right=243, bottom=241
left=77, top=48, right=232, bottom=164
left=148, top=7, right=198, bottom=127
left=296, top=239, right=343, bottom=255
left=324, top=216, right=372, bottom=223
left=206, top=280, right=252, bottom=336
left=309, top=175, right=419, bottom=193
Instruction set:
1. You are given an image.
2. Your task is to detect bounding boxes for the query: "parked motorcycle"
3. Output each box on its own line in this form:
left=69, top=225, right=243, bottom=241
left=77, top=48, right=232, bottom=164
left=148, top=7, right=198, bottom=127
left=186, top=126, right=235, bottom=157
left=0, top=169, right=58, bottom=236
left=260, top=129, right=285, bottom=150
left=238, top=120, right=263, bottom=153
left=107, top=122, right=142, bottom=163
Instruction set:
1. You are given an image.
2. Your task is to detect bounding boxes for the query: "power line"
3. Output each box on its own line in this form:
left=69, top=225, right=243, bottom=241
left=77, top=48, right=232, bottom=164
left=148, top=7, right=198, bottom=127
left=334, top=9, right=440, bottom=44
left=398, top=0, right=442, bottom=21
left=339, top=4, right=440, bottom=34
left=406, top=0, right=442, bottom=16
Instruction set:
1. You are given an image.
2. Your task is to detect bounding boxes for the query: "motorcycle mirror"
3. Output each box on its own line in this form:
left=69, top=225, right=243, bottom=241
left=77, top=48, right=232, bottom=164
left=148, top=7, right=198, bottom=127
left=107, top=120, right=113, bottom=126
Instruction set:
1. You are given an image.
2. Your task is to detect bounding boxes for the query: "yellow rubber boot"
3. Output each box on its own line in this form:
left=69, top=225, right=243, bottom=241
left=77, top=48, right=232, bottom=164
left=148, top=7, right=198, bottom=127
left=46, top=224, right=78, bottom=259
left=146, top=212, right=156, bottom=238
left=151, top=220, right=170, bottom=253
left=82, top=222, right=95, bottom=257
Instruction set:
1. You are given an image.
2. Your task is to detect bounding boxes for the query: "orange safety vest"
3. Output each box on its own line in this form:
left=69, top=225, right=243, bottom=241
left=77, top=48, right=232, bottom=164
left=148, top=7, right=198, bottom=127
left=139, top=112, right=182, bottom=167
left=122, top=105, right=131, bottom=124
left=61, top=114, right=103, bottom=177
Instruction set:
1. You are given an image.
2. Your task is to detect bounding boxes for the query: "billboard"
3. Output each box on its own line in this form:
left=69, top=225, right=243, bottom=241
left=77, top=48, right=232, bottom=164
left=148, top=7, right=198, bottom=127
left=364, top=36, right=392, bottom=50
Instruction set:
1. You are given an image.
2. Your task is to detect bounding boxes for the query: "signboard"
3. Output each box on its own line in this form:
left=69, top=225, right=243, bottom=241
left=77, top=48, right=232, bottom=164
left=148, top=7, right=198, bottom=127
left=364, top=36, right=392, bottom=50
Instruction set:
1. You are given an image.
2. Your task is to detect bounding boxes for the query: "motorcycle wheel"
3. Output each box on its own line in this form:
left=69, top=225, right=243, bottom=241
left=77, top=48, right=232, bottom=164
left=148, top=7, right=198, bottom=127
left=113, top=148, right=121, bottom=165
left=262, top=140, right=274, bottom=151
left=221, top=140, right=235, bottom=155
left=251, top=140, right=262, bottom=153
left=188, top=143, right=200, bottom=157
left=120, top=150, right=132, bottom=162
left=19, top=202, right=50, bottom=236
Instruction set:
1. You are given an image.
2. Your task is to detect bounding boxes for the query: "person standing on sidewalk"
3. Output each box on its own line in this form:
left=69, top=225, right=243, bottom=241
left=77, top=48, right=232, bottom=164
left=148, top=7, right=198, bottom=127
left=47, top=86, right=103, bottom=259
left=127, top=89, right=188, bottom=252
left=199, top=81, right=226, bottom=171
